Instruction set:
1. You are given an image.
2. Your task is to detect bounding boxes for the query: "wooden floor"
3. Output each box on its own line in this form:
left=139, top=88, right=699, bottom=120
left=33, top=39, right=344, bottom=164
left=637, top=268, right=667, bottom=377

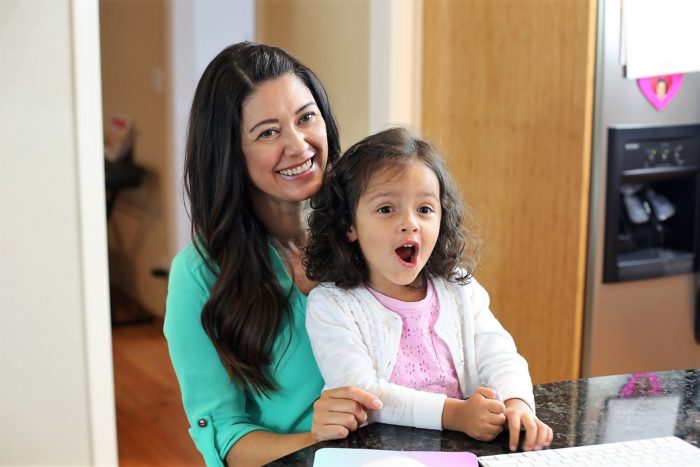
left=112, top=320, right=202, bottom=466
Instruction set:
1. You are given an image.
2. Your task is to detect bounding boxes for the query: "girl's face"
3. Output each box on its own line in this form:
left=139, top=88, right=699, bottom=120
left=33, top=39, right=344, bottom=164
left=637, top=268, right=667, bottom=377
left=240, top=74, right=328, bottom=205
left=347, top=159, right=442, bottom=301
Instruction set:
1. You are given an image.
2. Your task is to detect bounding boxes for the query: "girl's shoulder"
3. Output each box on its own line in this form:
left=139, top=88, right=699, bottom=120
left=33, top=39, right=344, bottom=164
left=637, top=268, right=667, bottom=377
left=308, top=282, right=368, bottom=304
left=431, top=273, right=489, bottom=304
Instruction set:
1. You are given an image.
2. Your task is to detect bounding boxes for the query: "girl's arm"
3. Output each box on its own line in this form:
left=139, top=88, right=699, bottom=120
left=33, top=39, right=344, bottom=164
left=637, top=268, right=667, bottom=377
left=467, top=279, right=552, bottom=450
left=306, top=289, right=447, bottom=430
left=467, top=278, right=536, bottom=411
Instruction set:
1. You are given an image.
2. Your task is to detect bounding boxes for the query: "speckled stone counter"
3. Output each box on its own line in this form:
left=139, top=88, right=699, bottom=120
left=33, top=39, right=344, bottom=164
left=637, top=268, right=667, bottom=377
left=270, top=369, right=700, bottom=465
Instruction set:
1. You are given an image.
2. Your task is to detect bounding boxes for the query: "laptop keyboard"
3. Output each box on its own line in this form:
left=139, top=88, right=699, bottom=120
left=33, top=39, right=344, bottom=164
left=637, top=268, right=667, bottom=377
left=478, top=436, right=700, bottom=466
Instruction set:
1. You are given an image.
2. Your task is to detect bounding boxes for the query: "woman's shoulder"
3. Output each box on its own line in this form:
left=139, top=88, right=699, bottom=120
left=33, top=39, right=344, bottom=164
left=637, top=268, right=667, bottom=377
left=168, top=242, right=217, bottom=300
left=170, top=242, right=214, bottom=282
left=172, top=242, right=208, bottom=271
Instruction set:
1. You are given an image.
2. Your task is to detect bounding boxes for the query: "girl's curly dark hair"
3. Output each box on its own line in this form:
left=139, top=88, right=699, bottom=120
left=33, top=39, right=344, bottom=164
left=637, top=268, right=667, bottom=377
left=304, top=126, right=479, bottom=289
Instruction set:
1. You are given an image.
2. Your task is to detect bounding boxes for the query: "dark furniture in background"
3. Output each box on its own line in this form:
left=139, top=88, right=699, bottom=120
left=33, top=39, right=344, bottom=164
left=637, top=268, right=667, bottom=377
left=104, top=159, right=145, bottom=219
left=104, top=158, right=152, bottom=326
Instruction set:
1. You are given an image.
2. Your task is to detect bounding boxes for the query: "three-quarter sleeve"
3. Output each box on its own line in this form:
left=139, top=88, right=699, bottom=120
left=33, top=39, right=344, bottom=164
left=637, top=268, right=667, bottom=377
left=164, top=247, right=268, bottom=466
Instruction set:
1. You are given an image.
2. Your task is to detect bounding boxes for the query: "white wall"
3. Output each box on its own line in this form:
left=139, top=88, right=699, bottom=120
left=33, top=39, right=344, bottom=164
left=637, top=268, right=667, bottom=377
left=0, top=0, right=117, bottom=464
left=166, top=0, right=255, bottom=256
left=369, top=0, right=423, bottom=133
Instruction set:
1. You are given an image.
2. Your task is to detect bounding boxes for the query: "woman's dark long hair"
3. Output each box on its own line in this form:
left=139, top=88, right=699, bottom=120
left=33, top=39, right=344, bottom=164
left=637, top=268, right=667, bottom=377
left=304, top=127, right=479, bottom=289
left=184, top=42, right=340, bottom=395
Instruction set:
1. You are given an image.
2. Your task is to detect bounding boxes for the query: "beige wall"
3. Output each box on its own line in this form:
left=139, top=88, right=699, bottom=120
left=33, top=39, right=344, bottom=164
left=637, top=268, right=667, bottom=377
left=0, top=0, right=116, bottom=463
left=256, top=0, right=371, bottom=150
left=100, top=0, right=169, bottom=316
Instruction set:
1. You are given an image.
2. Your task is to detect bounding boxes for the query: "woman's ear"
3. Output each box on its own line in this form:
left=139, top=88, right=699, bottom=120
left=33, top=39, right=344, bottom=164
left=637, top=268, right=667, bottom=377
left=346, top=226, right=358, bottom=242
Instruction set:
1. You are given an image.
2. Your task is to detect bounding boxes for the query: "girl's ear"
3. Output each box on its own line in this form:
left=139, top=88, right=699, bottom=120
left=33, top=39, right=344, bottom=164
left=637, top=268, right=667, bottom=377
left=346, top=226, right=358, bottom=242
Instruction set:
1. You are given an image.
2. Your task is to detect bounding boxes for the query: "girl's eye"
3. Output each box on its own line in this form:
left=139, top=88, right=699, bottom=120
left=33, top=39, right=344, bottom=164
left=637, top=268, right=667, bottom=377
left=377, top=206, right=393, bottom=214
left=258, top=128, right=278, bottom=140
left=418, top=206, right=435, bottom=214
left=299, top=111, right=317, bottom=125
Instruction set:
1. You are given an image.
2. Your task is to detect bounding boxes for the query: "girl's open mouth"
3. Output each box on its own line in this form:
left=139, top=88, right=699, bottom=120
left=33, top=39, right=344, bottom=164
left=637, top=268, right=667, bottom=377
left=395, top=242, right=419, bottom=266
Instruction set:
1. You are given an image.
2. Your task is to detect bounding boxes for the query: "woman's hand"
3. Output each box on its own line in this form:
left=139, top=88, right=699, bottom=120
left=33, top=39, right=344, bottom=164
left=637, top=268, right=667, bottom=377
left=443, top=387, right=506, bottom=441
left=311, top=386, right=383, bottom=441
left=503, top=398, right=553, bottom=451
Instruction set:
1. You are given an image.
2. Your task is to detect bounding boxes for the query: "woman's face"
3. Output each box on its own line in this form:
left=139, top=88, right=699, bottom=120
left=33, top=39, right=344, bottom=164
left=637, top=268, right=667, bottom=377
left=240, top=74, right=328, bottom=205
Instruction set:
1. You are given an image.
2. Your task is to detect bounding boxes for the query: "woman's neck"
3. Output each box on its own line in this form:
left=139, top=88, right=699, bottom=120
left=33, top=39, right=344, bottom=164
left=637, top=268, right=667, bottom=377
left=250, top=192, right=317, bottom=295
left=250, top=193, right=310, bottom=250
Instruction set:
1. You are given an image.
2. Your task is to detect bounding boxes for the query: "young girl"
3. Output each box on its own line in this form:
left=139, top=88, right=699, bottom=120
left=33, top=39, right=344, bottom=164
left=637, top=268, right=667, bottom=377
left=303, top=127, right=553, bottom=452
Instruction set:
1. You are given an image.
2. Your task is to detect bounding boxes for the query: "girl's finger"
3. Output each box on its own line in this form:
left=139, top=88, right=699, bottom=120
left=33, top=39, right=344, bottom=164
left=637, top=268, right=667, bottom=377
left=507, top=411, right=521, bottom=451
left=486, top=411, right=506, bottom=426
left=533, top=420, right=548, bottom=449
left=476, top=386, right=497, bottom=400
left=484, top=399, right=506, bottom=414
left=545, top=424, right=554, bottom=445
left=521, top=416, right=538, bottom=451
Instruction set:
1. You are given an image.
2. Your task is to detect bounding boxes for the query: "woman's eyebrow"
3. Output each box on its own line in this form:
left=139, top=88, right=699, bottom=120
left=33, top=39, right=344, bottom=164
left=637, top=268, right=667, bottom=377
left=248, top=118, right=277, bottom=134
left=295, top=101, right=316, bottom=114
left=247, top=101, right=317, bottom=134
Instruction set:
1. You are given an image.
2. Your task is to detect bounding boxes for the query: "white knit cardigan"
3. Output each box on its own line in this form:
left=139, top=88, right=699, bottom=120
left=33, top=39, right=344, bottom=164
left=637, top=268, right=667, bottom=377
left=305, top=276, right=535, bottom=431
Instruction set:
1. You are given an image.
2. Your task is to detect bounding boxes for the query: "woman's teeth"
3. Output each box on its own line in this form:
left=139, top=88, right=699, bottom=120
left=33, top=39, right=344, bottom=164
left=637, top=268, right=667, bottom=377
left=278, top=158, right=313, bottom=176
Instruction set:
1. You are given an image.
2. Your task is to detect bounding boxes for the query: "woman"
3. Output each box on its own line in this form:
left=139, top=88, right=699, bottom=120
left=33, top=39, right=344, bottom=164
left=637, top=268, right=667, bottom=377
left=164, top=42, right=381, bottom=467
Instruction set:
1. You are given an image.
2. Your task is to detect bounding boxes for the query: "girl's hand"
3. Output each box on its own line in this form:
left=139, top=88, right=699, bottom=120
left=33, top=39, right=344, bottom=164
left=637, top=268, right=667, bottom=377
left=310, top=386, right=383, bottom=441
left=503, top=398, right=554, bottom=451
left=443, top=387, right=506, bottom=441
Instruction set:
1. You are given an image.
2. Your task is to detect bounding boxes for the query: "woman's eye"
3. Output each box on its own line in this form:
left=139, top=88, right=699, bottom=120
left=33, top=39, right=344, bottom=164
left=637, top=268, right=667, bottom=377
left=258, top=128, right=278, bottom=140
left=418, top=206, right=434, bottom=214
left=299, top=111, right=316, bottom=124
left=377, top=206, right=393, bottom=214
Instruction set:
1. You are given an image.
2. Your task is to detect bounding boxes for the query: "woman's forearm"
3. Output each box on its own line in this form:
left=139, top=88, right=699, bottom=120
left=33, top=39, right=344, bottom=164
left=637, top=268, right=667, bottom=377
left=225, top=430, right=316, bottom=467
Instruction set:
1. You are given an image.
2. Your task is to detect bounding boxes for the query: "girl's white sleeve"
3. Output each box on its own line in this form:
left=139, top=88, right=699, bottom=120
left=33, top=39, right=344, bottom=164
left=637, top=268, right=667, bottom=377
left=468, top=279, right=536, bottom=413
left=305, top=288, right=446, bottom=430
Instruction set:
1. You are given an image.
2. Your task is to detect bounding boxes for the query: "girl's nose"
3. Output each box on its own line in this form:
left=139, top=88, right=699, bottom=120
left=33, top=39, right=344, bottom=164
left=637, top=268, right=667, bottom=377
left=284, top=128, right=309, bottom=157
left=400, top=214, right=419, bottom=232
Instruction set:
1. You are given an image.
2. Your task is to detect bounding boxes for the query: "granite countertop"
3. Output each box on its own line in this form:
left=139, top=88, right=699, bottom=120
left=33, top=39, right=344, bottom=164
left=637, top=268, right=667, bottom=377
left=270, top=369, right=700, bottom=465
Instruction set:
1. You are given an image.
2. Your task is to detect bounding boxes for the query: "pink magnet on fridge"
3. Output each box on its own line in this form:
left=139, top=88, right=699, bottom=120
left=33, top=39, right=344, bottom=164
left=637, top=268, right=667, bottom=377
left=637, top=74, right=684, bottom=111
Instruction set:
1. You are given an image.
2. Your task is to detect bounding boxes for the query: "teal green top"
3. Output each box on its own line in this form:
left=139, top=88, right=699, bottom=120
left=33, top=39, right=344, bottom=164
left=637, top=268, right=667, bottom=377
left=164, top=242, right=324, bottom=467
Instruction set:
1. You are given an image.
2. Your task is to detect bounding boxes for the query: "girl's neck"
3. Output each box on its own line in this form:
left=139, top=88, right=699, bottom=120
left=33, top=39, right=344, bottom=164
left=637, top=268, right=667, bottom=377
left=368, top=275, right=428, bottom=302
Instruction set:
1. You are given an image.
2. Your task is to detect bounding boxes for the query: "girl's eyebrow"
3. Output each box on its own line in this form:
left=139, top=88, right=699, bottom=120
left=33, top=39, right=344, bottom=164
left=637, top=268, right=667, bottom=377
left=365, top=190, right=439, bottom=202
left=247, top=101, right=317, bottom=134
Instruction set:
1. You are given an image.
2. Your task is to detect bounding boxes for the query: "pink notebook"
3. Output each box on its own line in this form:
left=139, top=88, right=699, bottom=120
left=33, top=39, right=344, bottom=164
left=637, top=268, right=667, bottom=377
left=313, top=448, right=478, bottom=467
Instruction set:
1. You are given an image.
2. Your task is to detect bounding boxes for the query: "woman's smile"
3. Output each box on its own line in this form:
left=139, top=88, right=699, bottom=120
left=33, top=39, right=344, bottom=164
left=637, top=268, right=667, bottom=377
left=241, top=74, right=328, bottom=204
left=277, top=155, right=315, bottom=177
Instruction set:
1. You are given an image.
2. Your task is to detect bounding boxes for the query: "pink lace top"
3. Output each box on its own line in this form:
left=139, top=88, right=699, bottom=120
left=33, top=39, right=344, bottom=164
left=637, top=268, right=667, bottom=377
left=367, top=280, right=462, bottom=399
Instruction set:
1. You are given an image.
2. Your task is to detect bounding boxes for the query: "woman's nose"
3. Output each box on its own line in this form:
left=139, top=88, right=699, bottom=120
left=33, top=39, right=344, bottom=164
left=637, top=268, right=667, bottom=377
left=284, top=128, right=309, bottom=156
